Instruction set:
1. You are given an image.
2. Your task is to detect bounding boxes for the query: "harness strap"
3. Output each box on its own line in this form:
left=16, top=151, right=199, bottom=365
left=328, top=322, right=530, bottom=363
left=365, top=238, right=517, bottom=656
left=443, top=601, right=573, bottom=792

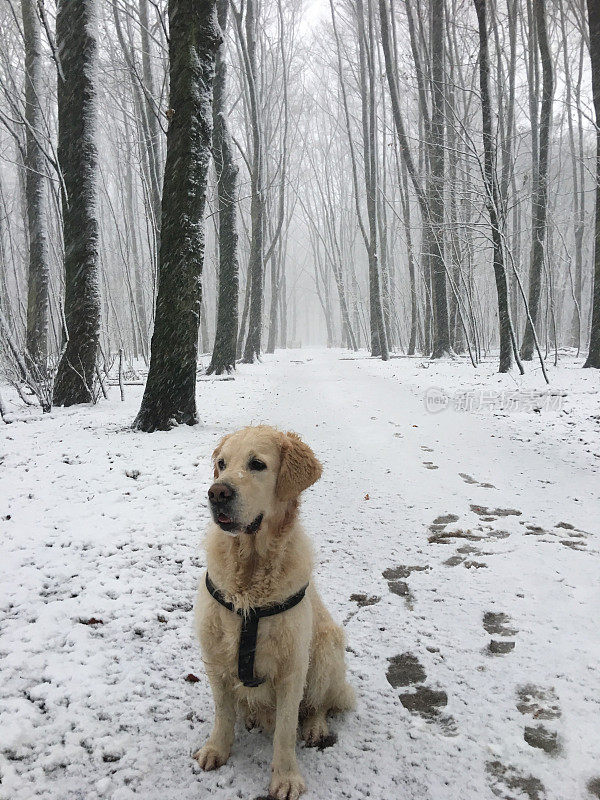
left=205, top=572, right=308, bottom=687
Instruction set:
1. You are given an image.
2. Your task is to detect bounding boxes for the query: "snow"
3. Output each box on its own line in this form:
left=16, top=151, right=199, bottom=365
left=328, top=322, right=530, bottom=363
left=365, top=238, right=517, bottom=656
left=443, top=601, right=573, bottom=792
left=1, top=348, right=599, bottom=800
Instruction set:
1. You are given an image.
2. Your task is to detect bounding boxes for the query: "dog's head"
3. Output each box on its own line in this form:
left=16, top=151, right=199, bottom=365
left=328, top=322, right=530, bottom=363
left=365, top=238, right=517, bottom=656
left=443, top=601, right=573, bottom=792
left=208, top=425, right=322, bottom=536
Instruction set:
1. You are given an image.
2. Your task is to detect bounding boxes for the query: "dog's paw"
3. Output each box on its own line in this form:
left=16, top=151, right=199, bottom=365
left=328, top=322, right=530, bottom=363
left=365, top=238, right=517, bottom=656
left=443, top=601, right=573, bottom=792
left=244, top=714, right=258, bottom=731
left=193, top=742, right=229, bottom=771
left=301, top=715, right=329, bottom=747
left=269, top=770, right=306, bottom=800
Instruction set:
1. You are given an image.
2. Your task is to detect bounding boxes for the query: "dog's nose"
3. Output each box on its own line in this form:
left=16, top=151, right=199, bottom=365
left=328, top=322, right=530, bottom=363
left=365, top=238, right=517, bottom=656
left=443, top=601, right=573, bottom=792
left=208, top=482, right=234, bottom=504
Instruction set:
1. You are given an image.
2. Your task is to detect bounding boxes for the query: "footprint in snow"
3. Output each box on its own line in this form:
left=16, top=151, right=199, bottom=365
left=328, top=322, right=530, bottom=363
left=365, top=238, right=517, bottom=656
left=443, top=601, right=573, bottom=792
left=429, top=528, right=482, bottom=544
left=349, top=593, right=380, bottom=608
left=429, top=507, right=512, bottom=549
left=444, top=553, right=488, bottom=569
left=344, top=592, right=381, bottom=625
left=385, top=652, right=457, bottom=736
left=522, top=520, right=589, bottom=550
left=422, top=461, right=439, bottom=470
left=483, top=611, right=517, bottom=655
left=428, top=513, right=491, bottom=549
left=386, top=652, right=426, bottom=686
left=588, top=778, right=600, bottom=799
left=555, top=521, right=589, bottom=550
left=486, top=760, right=545, bottom=800
left=382, top=565, right=428, bottom=607
left=516, top=685, right=562, bottom=756
left=470, top=504, right=522, bottom=521
left=430, top=513, right=459, bottom=531
left=459, top=472, right=496, bottom=489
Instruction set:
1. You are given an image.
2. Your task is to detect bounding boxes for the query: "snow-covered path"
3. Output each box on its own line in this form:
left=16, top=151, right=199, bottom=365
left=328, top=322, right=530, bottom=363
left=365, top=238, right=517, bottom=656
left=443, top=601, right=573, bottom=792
left=1, top=350, right=599, bottom=800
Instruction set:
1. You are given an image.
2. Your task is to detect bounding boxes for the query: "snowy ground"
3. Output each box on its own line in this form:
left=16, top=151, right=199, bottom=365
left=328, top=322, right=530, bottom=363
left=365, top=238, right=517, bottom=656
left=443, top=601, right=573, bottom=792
left=1, top=349, right=599, bottom=800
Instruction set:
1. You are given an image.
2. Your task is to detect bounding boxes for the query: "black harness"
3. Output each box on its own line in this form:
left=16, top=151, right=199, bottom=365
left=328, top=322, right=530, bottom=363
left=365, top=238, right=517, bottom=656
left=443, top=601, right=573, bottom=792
left=205, top=573, right=308, bottom=687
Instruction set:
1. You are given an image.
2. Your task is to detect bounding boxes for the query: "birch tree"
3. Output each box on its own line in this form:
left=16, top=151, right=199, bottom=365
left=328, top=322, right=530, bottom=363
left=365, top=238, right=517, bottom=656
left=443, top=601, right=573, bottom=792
left=21, top=0, right=50, bottom=368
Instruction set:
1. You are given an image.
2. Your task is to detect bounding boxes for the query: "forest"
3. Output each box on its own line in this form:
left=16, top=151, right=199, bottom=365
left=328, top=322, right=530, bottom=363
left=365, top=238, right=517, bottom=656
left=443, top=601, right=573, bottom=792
left=1, top=2, right=600, bottom=800
left=0, top=0, right=599, bottom=428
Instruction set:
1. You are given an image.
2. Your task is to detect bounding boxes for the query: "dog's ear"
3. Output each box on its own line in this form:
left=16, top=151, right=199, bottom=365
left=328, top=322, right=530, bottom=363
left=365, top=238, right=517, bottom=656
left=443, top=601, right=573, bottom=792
left=276, top=431, right=322, bottom=501
left=212, top=433, right=232, bottom=478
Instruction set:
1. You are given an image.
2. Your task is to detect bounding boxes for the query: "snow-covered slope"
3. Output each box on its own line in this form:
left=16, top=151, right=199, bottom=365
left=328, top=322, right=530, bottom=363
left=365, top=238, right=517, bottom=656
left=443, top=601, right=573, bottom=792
left=1, top=350, right=599, bottom=800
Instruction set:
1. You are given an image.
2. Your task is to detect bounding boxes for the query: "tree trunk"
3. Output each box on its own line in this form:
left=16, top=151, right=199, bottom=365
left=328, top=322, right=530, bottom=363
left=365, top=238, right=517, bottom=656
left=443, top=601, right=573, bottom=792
left=379, top=0, right=450, bottom=357
left=112, top=1, right=162, bottom=276
left=279, top=270, right=288, bottom=348
left=21, top=0, right=50, bottom=369
left=573, top=38, right=587, bottom=353
left=331, top=0, right=386, bottom=359
left=445, top=38, right=464, bottom=355
left=474, top=0, right=520, bottom=373
left=429, top=0, right=451, bottom=358
left=207, top=0, right=239, bottom=375
left=123, top=115, right=149, bottom=360
left=53, top=0, right=101, bottom=406
left=138, top=0, right=163, bottom=244
left=266, top=239, right=282, bottom=354
left=134, top=0, right=220, bottom=430
left=356, top=0, right=388, bottom=360
left=562, top=18, right=586, bottom=351
left=240, top=0, right=265, bottom=363
left=521, top=0, right=554, bottom=360
left=265, top=0, right=289, bottom=355
left=584, top=0, right=600, bottom=368
left=398, top=150, right=419, bottom=355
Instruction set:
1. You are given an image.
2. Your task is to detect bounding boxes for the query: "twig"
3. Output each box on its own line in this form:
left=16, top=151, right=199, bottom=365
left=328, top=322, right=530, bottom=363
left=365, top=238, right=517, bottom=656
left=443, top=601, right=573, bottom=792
left=0, top=389, right=12, bottom=423
left=118, top=348, right=125, bottom=401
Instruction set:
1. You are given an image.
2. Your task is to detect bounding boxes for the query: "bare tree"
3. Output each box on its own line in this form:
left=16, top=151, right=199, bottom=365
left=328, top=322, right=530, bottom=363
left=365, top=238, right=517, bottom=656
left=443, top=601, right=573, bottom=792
left=379, top=0, right=454, bottom=358
left=134, top=0, right=220, bottom=430
left=234, top=0, right=265, bottom=364
left=330, top=0, right=388, bottom=359
left=584, top=0, right=600, bottom=369
left=207, top=0, right=239, bottom=375
left=21, top=0, right=50, bottom=368
left=1, top=0, right=597, bottom=383
left=428, top=0, right=451, bottom=358
left=474, top=0, right=521, bottom=373
left=520, top=0, right=554, bottom=361
left=53, top=0, right=102, bottom=406
left=356, top=0, right=388, bottom=359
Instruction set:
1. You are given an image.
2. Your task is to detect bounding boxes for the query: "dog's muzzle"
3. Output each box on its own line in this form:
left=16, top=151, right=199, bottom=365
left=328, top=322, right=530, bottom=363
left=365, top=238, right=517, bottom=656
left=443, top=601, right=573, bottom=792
left=208, top=484, right=263, bottom=535
left=208, top=482, right=237, bottom=529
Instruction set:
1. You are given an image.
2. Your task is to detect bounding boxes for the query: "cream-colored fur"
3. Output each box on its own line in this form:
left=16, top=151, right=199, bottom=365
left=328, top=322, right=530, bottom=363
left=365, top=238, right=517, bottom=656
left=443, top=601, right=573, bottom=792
left=193, top=426, right=355, bottom=800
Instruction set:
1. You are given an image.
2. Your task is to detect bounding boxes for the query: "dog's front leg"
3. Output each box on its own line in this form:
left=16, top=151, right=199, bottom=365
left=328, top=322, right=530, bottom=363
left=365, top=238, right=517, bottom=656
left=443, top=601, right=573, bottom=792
left=194, top=672, right=235, bottom=771
left=269, top=672, right=306, bottom=800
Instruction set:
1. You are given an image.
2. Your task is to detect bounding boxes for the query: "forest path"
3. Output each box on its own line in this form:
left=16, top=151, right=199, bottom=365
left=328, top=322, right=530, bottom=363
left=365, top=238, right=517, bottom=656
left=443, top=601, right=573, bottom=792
left=1, top=349, right=599, bottom=800
left=248, top=350, right=599, bottom=800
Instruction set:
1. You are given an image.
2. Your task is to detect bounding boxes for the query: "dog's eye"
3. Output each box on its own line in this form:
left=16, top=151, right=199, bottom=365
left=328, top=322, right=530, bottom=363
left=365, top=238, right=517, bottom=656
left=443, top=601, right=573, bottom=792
left=249, top=458, right=266, bottom=471
left=217, top=459, right=225, bottom=471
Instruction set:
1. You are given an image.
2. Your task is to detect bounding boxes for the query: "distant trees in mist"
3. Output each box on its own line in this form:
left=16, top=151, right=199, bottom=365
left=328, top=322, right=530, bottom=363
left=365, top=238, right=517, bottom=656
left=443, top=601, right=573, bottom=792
left=0, top=0, right=599, bottom=421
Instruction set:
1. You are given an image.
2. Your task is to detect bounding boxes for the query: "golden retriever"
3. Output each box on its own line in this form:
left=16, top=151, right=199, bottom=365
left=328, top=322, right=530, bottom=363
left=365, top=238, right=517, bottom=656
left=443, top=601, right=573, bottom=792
left=193, top=425, right=354, bottom=800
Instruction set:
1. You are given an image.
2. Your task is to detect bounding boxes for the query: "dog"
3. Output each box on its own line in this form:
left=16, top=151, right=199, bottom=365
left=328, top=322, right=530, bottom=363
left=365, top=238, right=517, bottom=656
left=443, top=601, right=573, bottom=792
left=193, top=425, right=354, bottom=800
